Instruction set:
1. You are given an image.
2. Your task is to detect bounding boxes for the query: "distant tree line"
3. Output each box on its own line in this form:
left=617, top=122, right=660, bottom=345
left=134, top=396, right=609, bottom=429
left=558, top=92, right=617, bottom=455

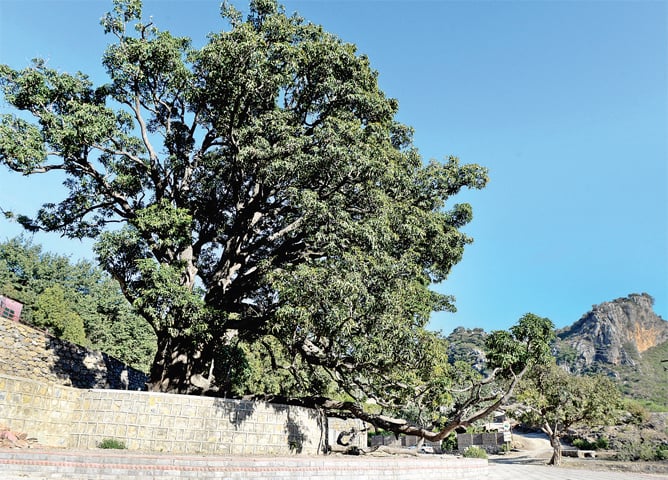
left=0, top=236, right=156, bottom=372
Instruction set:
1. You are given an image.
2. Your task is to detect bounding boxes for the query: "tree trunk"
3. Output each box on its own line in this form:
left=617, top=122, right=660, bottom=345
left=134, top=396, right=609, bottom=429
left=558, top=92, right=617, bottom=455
left=548, top=435, right=562, bottom=466
left=147, top=331, right=216, bottom=394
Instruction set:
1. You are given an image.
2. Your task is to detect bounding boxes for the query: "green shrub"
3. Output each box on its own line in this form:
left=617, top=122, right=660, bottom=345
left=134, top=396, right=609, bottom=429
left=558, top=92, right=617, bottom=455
left=639, top=443, right=659, bottom=461
left=572, top=436, right=609, bottom=451
left=464, top=426, right=485, bottom=434
left=615, top=441, right=638, bottom=461
left=462, top=446, right=487, bottom=459
left=98, top=438, right=127, bottom=449
left=624, top=400, right=651, bottom=425
left=441, top=432, right=457, bottom=452
left=572, top=438, right=596, bottom=450
left=616, top=439, right=665, bottom=461
left=595, top=436, right=609, bottom=450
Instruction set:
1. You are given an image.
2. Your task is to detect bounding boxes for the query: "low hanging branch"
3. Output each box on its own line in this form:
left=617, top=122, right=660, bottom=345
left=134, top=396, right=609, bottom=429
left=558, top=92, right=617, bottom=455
left=244, top=371, right=517, bottom=443
left=245, top=313, right=551, bottom=442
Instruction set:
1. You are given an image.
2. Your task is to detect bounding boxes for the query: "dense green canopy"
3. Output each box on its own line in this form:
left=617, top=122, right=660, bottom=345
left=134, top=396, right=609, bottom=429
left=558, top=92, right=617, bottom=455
left=0, top=0, right=555, bottom=440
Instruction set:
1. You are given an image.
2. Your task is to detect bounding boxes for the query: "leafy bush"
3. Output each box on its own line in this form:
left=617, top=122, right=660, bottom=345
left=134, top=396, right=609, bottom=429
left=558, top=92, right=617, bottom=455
left=595, top=436, right=609, bottom=450
left=624, top=400, right=651, bottom=425
left=656, top=445, right=668, bottom=461
left=464, top=426, right=486, bottom=434
left=98, top=438, right=126, bottom=449
left=462, top=446, right=487, bottom=459
left=441, top=432, right=457, bottom=452
left=572, top=438, right=596, bottom=450
left=572, top=436, right=609, bottom=450
left=616, top=438, right=666, bottom=461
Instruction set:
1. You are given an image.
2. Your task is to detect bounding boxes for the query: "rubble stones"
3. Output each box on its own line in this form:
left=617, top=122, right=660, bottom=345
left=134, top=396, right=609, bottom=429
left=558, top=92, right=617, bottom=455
left=0, top=425, right=39, bottom=449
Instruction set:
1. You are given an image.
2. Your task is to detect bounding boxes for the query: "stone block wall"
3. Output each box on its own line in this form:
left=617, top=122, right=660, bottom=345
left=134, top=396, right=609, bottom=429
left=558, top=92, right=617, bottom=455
left=456, top=432, right=505, bottom=454
left=0, top=317, right=369, bottom=456
left=0, top=317, right=147, bottom=390
left=369, top=434, right=441, bottom=452
left=327, top=416, right=369, bottom=450
left=0, top=374, right=344, bottom=455
left=0, top=375, right=81, bottom=447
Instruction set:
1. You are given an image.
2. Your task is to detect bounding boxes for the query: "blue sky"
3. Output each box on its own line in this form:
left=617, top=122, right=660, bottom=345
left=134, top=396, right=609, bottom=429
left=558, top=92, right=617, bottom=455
left=0, top=1, right=666, bottom=333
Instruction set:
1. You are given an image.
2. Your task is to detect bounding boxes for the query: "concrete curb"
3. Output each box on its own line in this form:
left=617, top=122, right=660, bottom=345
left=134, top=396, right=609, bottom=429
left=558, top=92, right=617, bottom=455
left=0, top=449, right=488, bottom=479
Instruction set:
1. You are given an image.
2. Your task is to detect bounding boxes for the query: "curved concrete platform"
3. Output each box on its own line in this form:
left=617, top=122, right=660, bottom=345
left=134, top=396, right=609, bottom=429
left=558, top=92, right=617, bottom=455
left=4, top=449, right=664, bottom=479
left=487, top=462, right=668, bottom=480
left=0, top=448, right=487, bottom=479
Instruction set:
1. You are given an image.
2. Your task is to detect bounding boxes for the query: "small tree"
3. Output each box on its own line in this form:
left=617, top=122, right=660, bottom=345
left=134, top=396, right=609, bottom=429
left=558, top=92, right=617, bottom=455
left=33, top=284, right=86, bottom=344
left=513, top=362, right=621, bottom=466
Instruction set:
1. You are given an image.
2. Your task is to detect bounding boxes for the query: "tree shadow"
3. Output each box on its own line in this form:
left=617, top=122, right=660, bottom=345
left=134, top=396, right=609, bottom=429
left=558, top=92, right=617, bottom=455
left=489, top=455, right=550, bottom=465
left=211, top=397, right=327, bottom=453
left=47, top=336, right=147, bottom=390
left=282, top=405, right=306, bottom=453
left=282, top=404, right=328, bottom=454
left=212, top=397, right=257, bottom=429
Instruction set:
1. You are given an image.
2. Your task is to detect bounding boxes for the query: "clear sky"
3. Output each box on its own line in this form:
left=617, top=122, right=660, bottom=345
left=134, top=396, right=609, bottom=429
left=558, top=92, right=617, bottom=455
left=0, top=0, right=666, bottom=333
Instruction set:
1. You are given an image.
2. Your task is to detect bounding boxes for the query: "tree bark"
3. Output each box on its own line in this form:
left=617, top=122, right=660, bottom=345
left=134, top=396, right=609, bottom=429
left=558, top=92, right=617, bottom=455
left=147, top=332, right=215, bottom=394
left=548, top=435, right=562, bottom=466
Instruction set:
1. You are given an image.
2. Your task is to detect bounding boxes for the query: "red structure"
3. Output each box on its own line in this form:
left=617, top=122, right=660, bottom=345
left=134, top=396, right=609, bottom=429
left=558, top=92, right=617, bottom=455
left=0, top=295, right=22, bottom=321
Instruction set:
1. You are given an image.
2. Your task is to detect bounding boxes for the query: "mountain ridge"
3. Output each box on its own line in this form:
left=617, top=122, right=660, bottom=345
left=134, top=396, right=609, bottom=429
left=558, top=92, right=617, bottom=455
left=446, top=292, right=668, bottom=409
left=555, top=293, right=668, bottom=372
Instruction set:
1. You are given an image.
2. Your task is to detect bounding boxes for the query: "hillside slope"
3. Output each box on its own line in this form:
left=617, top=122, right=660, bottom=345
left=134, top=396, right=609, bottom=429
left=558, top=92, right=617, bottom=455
left=554, top=293, right=668, bottom=409
left=445, top=293, right=668, bottom=409
left=555, top=293, right=668, bottom=370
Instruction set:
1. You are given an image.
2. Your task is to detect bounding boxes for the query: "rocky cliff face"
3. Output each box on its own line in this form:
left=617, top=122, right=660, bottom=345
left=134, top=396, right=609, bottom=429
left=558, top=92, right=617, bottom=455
left=446, top=326, right=487, bottom=371
left=555, top=293, right=668, bottom=372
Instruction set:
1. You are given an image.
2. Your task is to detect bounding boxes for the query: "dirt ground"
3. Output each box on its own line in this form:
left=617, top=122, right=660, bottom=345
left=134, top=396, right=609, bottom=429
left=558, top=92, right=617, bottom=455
left=493, top=431, right=668, bottom=475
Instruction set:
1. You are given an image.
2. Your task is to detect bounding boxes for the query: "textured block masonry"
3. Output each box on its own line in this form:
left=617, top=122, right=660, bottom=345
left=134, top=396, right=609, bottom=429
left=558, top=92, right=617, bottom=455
left=0, top=317, right=367, bottom=455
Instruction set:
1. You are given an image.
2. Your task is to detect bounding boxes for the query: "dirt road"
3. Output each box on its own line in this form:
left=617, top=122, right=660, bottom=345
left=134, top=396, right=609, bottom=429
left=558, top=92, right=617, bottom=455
left=488, top=431, right=668, bottom=479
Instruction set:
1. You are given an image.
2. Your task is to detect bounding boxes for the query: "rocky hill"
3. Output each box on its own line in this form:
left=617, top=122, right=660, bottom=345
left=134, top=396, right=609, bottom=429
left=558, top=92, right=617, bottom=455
left=553, top=293, right=668, bottom=409
left=445, top=293, right=668, bottom=409
left=446, top=326, right=487, bottom=370
left=554, top=293, right=668, bottom=371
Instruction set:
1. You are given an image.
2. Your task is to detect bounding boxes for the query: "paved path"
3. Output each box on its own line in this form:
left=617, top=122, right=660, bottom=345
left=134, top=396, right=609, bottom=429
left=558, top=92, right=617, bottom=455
left=1, top=448, right=667, bottom=479
left=488, top=462, right=668, bottom=480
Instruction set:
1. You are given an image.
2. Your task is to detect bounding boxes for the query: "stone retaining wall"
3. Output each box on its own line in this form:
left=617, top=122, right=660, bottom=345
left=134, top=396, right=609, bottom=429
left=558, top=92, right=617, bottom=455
left=369, top=433, right=442, bottom=452
left=0, top=318, right=370, bottom=456
left=0, top=374, right=363, bottom=455
left=0, top=317, right=147, bottom=390
left=457, top=432, right=505, bottom=454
